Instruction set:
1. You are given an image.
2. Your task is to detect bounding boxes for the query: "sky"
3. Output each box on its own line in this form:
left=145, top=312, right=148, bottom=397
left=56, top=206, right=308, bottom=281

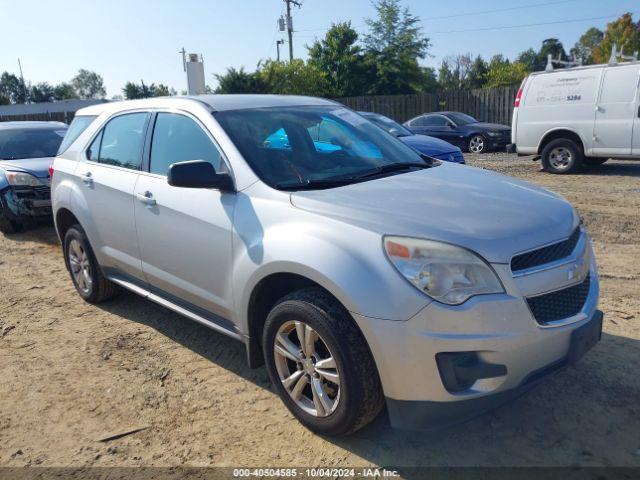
left=1, top=0, right=638, bottom=98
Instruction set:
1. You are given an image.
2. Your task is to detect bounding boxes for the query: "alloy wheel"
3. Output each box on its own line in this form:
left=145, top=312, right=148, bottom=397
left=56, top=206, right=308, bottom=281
left=469, top=135, right=485, bottom=153
left=548, top=147, right=573, bottom=171
left=273, top=320, right=341, bottom=417
left=68, top=239, right=92, bottom=294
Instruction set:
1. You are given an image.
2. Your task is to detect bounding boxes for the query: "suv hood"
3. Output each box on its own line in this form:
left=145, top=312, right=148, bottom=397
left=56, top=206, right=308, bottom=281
left=0, top=157, right=53, bottom=178
left=290, top=164, right=577, bottom=264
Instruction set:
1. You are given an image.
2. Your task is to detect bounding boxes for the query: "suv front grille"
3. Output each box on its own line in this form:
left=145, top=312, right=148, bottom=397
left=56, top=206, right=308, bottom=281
left=511, top=228, right=581, bottom=273
left=526, top=275, right=591, bottom=325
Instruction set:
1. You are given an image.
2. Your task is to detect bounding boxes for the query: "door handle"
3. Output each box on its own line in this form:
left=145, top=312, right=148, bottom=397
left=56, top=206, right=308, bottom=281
left=81, top=172, right=93, bottom=185
left=136, top=191, right=156, bottom=206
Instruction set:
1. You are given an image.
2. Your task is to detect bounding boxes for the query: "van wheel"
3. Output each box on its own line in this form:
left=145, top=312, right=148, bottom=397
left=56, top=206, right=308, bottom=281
left=263, top=288, right=384, bottom=436
left=584, top=158, right=608, bottom=166
left=63, top=224, right=119, bottom=303
left=541, top=138, right=583, bottom=173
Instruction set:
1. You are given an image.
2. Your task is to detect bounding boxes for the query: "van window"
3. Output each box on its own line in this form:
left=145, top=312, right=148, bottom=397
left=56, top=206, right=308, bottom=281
left=600, top=67, right=639, bottom=104
left=58, top=116, right=96, bottom=154
left=149, top=113, right=223, bottom=176
left=90, top=113, right=148, bottom=170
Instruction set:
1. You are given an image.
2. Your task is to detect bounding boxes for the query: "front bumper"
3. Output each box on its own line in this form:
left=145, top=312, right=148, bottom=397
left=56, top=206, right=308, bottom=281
left=0, top=185, right=52, bottom=221
left=352, top=236, right=600, bottom=430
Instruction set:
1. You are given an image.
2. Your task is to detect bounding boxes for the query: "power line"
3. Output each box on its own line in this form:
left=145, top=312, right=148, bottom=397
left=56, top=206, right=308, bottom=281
left=426, top=12, right=637, bottom=35
left=295, top=0, right=583, bottom=32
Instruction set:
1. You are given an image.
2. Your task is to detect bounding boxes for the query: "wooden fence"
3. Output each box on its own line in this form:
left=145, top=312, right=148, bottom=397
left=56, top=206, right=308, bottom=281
left=336, top=85, right=519, bottom=125
left=0, top=111, right=76, bottom=124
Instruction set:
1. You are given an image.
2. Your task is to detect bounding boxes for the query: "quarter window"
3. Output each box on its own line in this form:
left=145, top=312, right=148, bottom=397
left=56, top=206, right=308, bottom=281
left=88, top=113, right=149, bottom=170
left=149, top=113, right=223, bottom=176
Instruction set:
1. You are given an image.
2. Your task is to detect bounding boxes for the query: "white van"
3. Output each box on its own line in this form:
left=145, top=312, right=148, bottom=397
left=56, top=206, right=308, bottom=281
left=511, top=61, right=640, bottom=173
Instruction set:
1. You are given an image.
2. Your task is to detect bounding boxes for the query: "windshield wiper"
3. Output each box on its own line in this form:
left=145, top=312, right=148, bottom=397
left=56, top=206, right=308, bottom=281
left=354, top=162, right=429, bottom=180
left=275, top=177, right=360, bottom=191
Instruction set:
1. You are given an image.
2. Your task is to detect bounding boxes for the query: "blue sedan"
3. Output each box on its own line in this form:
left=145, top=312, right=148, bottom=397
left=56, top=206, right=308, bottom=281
left=0, top=121, right=67, bottom=233
left=358, top=112, right=465, bottom=164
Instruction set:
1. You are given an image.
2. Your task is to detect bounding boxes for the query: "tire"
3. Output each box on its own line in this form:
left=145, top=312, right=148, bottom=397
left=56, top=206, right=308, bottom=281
left=63, top=224, right=119, bottom=303
left=0, top=214, right=23, bottom=234
left=468, top=134, right=486, bottom=154
left=263, top=288, right=384, bottom=436
left=541, top=138, right=583, bottom=173
left=584, top=158, right=608, bottom=166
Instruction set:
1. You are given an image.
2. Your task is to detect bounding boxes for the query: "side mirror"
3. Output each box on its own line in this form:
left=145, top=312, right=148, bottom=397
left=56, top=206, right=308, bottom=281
left=167, top=160, right=234, bottom=191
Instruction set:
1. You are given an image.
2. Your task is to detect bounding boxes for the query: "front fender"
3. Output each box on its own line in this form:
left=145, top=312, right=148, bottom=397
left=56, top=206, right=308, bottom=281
left=230, top=190, right=430, bottom=334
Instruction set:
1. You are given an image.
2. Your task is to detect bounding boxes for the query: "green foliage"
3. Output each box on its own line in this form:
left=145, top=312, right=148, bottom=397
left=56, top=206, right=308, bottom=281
left=29, top=82, right=55, bottom=103
left=593, top=13, right=640, bottom=64
left=258, top=60, right=329, bottom=96
left=307, top=22, right=367, bottom=97
left=516, top=48, right=538, bottom=71
left=214, top=67, right=266, bottom=94
left=484, top=62, right=529, bottom=88
left=53, top=82, right=77, bottom=100
left=122, top=81, right=176, bottom=99
left=71, top=69, right=106, bottom=99
left=0, top=72, right=28, bottom=104
left=362, top=0, right=431, bottom=94
left=570, top=27, right=604, bottom=65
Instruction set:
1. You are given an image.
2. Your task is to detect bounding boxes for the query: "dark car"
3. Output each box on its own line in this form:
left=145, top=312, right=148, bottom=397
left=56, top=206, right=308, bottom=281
left=403, top=112, right=511, bottom=154
left=0, top=121, right=68, bottom=233
left=358, top=112, right=464, bottom=164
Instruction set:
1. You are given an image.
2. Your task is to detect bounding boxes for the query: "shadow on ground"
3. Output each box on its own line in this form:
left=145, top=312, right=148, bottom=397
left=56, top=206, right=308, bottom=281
left=97, top=290, right=640, bottom=469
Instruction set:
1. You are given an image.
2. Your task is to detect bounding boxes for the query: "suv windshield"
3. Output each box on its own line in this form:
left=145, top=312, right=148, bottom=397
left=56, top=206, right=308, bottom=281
left=0, top=128, right=67, bottom=160
left=447, top=113, right=477, bottom=125
left=363, top=114, right=413, bottom=138
left=214, top=106, right=431, bottom=190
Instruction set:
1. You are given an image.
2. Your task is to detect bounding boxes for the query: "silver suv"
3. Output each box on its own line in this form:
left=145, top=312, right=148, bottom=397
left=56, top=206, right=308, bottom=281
left=52, top=95, right=602, bottom=435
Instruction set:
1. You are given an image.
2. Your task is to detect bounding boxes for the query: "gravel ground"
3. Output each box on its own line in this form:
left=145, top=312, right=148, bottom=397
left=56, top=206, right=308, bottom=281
left=0, top=153, right=639, bottom=468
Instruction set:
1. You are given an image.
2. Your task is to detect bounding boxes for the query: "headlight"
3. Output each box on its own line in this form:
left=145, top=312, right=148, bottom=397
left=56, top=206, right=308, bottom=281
left=485, top=131, right=499, bottom=137
left=384, top=236, right=504, bottom=305
left=5, top=172, right=43, bottom=187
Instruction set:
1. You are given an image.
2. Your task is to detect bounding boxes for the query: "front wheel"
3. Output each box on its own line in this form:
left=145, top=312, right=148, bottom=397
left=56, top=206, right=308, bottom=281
left=0, top=214, right=23, bottom=234
left=263, top=288, right=384, bottom=436
left=468, top=135, right=486, bottom=153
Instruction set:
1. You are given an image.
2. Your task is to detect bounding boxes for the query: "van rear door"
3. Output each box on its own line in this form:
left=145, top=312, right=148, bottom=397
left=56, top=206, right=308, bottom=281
left=632, top=67, right=640, bottom=155
left=593, top=64, right=639, bottom=156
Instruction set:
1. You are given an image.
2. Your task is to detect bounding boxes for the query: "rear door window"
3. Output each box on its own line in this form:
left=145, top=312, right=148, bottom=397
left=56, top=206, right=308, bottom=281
left=149, top=113, right=223, bottom=176
left=89, top=113, right=149, bottom=170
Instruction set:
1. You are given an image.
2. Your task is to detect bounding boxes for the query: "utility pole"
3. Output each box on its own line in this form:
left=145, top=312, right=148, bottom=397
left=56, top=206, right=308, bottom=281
left=283, top=0, right=301, bottom=61
left=17, top=58, right=28, bottom=103
left=276, top=39, right=285, bottom=62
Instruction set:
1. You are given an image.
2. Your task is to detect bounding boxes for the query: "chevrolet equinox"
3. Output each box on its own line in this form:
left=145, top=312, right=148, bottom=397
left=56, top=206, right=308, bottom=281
left=51, top=95, right=602, bottom=435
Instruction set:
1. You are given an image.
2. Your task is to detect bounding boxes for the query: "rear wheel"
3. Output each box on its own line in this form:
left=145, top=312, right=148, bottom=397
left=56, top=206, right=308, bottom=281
left=263, top=288, right=383, bottom=436
left=468, top=135, right=486, bottom=154
left=64, top=224, right=119, bottom=303
left=584, top=158, right=608, bottom=166
left=541, top=138, right=583, bottom=174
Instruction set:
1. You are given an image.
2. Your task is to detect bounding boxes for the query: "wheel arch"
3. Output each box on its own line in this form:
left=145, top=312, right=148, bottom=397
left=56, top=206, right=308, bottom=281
left=55, top=207, right=81, bottom=243
left=537, top=128, right=586, bottom=155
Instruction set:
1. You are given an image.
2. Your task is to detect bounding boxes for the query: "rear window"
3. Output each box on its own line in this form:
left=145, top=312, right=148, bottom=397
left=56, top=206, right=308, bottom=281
left=57, top=115, right=97, bottom=154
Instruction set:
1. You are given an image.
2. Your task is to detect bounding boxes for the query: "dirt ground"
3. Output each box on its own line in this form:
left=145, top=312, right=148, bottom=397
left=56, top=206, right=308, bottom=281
left=1, top=154, right=639, bottom=469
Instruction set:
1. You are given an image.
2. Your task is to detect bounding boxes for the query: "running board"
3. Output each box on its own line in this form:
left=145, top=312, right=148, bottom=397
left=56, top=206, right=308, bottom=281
left=108, top=275, right=244, bottom=342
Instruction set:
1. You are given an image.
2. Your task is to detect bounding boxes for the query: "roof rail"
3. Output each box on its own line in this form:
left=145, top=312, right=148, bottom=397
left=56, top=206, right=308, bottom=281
left=608, top=44, right=638, bottom=65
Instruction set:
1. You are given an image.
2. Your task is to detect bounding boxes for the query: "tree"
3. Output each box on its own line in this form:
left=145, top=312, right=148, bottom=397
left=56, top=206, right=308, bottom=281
left=122, top=81, right=176, bottom=99
left=468, top=55, right=488, bottom=89
left=362, top=0, right=431, bottom=94
left=570, top=27, right=604, bottom=65
left=438, top=54, right=473, bottom=89
left=30, top=82, right=55, bottom=103
left=53, top=82, right=77, bottom=100
left=484, top=62, right=529, bottom=88
left=593, top=13, right=640, bottom=64
left=307, top=22, right=367, bottom=97
left=536, top=38, right=568, bottom=70
left=516, top=48, right=538, bottom=71
left=71, top=69, right=106, bottom=99
left=214, top=67, right=266, bottom=94
left=0, top=72, right=29, bottom=104
left=258, top=60, right=329, bottom=96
